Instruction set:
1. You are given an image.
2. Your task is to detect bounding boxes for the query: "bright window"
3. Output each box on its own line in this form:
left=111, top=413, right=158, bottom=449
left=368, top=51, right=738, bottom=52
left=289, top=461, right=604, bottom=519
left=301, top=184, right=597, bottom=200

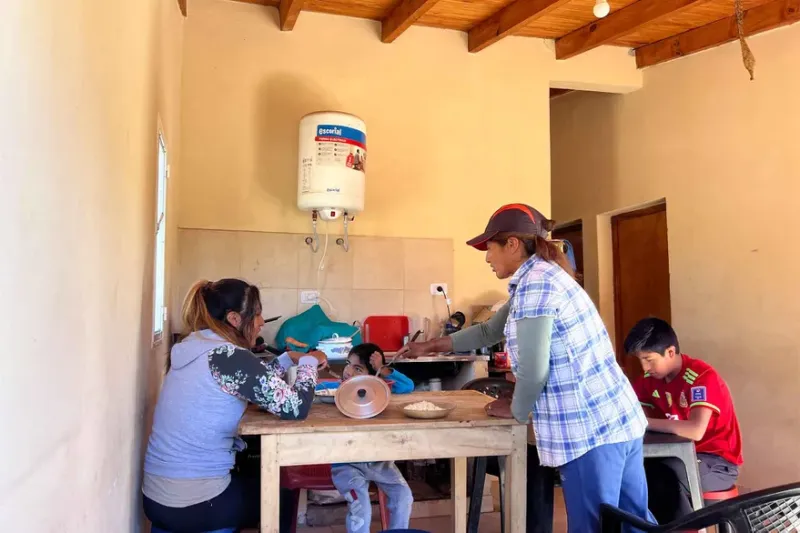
left=153, top=131, right=168, bottom=341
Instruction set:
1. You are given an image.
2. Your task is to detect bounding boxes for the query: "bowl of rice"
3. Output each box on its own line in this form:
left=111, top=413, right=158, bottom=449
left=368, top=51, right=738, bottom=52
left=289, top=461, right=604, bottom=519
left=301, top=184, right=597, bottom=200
left=400, top=400, right=456, bottom=419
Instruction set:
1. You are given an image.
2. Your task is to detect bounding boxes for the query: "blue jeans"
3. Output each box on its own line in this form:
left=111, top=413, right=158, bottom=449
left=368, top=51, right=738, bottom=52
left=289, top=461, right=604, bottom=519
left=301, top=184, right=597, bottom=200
left=331, top=462, right=413, bottom=533
left=559, top=438, right=656, bottom=533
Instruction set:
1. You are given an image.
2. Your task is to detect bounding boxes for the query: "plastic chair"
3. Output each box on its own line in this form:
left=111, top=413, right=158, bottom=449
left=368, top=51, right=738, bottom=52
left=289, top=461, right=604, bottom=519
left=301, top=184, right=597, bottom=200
left=600, top=482, right=800, bottom=532
left=281, top=464, right=390, bottom=533
left=150, top=526, right=236, bottom=533
left=703, top=486, right=740, bottom=533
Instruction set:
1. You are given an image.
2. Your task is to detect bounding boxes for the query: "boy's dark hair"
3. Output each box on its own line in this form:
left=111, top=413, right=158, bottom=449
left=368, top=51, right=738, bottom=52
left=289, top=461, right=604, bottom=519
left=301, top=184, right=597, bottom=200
left=623, top=317, right=681, bottom=355
left=348, top=343, right=385, bottom=375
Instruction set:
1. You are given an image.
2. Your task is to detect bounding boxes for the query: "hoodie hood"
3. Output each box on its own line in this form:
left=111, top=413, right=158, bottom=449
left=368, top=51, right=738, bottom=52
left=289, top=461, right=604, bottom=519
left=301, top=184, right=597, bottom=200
left=170, top=330, right=234, bottom=370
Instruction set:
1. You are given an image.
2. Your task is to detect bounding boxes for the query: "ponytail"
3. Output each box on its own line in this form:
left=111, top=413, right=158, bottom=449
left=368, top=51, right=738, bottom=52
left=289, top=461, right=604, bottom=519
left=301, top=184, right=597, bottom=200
left=180, top=279, right=259, bottom=349
left=533, top=235, right=577, bottom=280
left=491, top=232, right=578, bottom=280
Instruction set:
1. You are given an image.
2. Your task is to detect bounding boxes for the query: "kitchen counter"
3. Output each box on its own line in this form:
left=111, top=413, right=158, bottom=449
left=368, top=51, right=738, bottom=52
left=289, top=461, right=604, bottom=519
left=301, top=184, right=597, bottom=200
left=388, top=354, right=490, bottom=363
left=387, top=353, right=489, bottom=390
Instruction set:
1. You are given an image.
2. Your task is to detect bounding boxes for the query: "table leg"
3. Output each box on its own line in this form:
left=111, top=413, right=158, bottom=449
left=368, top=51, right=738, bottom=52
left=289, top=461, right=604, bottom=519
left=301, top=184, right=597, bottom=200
left=467, top=457, right=487, bottom=533
left=260, top=434, right=280, bottom=533
left=451, top=457, right=468, bottom=533
left=680, top=446, right=704, bottom=511
left=504, top=425, right=527, bottom=533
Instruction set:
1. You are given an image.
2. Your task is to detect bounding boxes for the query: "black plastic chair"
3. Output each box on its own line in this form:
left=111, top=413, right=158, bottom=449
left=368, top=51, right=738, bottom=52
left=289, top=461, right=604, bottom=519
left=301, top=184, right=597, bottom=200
left=600, top=482, right=800, bottom=533
left=462, top=378, right=515, bottom=533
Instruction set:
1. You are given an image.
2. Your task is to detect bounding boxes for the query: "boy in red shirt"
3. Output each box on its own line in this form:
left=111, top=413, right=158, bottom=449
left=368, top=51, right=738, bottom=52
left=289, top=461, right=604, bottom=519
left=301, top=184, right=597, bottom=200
left=624, top=318, right=743, bottom=524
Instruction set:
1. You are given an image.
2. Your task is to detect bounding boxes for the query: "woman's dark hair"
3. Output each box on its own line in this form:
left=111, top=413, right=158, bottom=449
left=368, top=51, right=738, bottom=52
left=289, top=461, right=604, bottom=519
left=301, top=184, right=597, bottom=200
left=348, top=343, right=385, bottom=375
left=623, top=317, right=680, bottom=355
left=489, top=229, right=577, bottom=280
left=181, top=278, right=262, bottom=349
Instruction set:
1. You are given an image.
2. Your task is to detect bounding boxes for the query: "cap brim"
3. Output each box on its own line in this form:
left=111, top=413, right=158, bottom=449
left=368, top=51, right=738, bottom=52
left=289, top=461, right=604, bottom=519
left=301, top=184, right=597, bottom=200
left=466, top=231, right=497, bottom=251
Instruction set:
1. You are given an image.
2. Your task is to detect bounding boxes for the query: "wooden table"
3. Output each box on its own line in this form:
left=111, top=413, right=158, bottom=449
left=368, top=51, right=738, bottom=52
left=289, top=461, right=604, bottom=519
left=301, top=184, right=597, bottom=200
left=643, top=432, right=704, bottom=511
left=239, top=390, right=527, bottom=533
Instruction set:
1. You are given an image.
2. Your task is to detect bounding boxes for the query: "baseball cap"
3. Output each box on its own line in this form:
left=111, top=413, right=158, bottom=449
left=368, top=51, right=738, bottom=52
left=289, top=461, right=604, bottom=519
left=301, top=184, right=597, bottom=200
left=466, top=203, right=551, bottom=251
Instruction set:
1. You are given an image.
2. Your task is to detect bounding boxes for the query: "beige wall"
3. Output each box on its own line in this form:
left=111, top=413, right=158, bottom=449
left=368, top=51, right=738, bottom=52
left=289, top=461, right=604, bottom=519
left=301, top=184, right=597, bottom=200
left=551, top=24, right=800, bottom=489
left=178, top=0, right=642, bottom=312
left=0, top=0, right=183, bottom=530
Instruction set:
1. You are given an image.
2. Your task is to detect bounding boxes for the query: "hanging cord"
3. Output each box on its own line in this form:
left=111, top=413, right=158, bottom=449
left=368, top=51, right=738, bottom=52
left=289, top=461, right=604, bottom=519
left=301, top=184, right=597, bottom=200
left=735, top=0, right=756, bottom=80
left=314, top=222, right=337, bottom=318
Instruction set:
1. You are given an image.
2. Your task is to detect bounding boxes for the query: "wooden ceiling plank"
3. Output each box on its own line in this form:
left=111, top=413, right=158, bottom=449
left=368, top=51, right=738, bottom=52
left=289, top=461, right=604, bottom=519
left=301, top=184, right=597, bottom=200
left=468, top=0, right=572, bottom=53
left=382, top=0, right=444, bottom=43
left=279, top=0, right=303, bottom=31
left=555, top=0, right=710, bottom=59
left=636, top=0, right=800, bottom=67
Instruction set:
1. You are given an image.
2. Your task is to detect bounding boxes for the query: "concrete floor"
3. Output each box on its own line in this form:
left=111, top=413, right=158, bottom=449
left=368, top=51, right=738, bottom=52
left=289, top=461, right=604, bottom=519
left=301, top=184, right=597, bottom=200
left=291, top=489, right=569, bottom=533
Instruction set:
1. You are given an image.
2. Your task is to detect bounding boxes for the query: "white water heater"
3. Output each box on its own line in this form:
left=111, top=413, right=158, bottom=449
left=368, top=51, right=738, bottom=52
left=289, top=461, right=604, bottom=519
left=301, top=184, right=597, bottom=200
left=297, top=111, right=366, bottom=221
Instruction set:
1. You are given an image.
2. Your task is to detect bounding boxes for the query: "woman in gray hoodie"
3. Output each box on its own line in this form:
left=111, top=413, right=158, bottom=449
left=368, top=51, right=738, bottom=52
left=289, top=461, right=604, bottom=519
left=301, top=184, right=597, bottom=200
left=143, top=279, right=326, bottom=532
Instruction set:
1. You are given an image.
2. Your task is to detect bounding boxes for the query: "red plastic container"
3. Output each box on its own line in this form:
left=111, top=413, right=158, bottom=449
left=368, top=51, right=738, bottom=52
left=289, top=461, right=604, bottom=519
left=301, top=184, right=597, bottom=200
left=493, top=351, right=510, bottom=369
left=363, top=316, right=409, bottom=352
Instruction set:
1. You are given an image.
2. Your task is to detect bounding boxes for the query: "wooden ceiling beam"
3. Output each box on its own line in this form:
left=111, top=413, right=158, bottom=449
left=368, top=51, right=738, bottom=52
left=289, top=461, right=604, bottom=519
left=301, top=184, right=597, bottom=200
left=555, top=0, right=710, bottom=60
left=382, top=0, right=443, bottom=43
left=279, top=0, right=302, bottom=31
left=636, top=0, right=800, bottom=68
left=468, top=0, right=571, bottom=53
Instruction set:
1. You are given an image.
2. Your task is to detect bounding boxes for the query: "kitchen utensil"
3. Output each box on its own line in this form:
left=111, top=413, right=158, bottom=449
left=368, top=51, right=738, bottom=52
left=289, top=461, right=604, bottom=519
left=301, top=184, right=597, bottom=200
left=316, top=333, right=353, bottom=361
left=363, top=316, right=409, bottom=351
left=400, top=400, right=456, bottom=420
left=443, top=311, right=466, bottom=336
left=335, top=375, right=391, bottom=419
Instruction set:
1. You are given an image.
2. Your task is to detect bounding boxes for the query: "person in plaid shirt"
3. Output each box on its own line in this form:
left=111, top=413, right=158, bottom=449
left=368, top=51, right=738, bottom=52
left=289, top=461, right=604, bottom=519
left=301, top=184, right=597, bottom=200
left=465, top=204, right=654, bottom=533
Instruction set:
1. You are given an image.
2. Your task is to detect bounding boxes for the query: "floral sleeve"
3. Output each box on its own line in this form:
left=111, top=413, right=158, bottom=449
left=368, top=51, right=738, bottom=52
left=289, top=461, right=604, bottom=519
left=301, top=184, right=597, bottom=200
left=208, top=344, right=318, bottom=420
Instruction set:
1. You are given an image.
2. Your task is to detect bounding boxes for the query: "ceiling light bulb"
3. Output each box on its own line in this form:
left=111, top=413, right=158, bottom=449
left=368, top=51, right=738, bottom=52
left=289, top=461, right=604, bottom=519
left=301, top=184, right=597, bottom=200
left=593, top=0, right=610, bottom=18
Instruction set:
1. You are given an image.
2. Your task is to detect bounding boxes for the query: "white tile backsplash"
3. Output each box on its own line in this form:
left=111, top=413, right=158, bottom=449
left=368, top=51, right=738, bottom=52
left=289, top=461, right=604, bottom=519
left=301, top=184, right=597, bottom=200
left=175, top=229, right=454, bottom=344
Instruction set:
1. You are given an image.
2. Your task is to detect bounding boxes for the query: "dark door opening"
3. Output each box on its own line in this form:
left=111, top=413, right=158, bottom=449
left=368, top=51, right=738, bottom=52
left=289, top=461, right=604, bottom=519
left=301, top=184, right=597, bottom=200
left=612, top=203, right=671, bottom=379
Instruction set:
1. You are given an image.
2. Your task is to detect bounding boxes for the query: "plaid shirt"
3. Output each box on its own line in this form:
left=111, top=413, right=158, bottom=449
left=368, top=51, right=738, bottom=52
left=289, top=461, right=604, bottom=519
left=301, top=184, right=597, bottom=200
left=504, top=256, right=646, bottom=467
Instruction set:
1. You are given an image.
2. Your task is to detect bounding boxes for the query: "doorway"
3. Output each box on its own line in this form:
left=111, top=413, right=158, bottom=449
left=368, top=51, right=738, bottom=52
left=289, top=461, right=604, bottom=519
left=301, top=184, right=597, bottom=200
left=553, top=221, right=584, bottom=286
left=612, top=203, right=671, bottom=379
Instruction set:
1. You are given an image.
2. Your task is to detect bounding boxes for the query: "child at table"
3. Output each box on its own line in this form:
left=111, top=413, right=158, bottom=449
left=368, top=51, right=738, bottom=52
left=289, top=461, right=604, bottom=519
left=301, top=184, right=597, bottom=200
left=625, top=318, right=743, bottom=524
left=332, top=343, right=414, bottom=533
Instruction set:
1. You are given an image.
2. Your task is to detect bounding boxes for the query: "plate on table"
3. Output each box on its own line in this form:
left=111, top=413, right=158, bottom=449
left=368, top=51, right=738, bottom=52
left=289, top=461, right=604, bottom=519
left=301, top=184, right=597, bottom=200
left=315, top=382, right=339, bottom=404
left=400, top=400, right=456, bottom=419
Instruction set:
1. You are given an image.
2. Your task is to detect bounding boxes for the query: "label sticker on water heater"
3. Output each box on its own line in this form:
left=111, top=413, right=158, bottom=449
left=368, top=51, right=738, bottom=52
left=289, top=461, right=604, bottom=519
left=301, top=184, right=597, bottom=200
left=314, top=124, right=367, bottom=173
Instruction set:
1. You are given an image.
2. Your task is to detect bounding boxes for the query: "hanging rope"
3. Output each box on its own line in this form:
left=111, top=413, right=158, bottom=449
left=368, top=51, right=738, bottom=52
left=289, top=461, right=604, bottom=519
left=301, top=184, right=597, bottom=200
left=735, top=0, right=756, bottom=80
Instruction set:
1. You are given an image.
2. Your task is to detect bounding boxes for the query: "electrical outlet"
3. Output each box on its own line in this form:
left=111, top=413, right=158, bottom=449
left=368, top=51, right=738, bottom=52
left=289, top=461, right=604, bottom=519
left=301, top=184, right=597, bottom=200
left=430, top=283, right=448, bottom=296
left=300, top=290, right=320, bottom=304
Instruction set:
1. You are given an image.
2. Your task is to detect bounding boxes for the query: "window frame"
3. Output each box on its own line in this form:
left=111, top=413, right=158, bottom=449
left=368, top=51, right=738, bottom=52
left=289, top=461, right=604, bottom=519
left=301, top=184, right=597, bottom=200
left=152, top=126, right=169, bottom=345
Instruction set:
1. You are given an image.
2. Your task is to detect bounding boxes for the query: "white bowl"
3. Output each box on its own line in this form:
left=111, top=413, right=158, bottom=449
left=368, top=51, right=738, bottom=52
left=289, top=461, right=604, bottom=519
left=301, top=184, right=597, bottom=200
left=316, top=334, right=353, bottom=361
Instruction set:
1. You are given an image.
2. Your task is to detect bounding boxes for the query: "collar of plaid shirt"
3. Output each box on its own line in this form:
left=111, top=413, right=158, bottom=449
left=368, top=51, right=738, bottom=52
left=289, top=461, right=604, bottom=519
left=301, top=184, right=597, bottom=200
left=507, top=255, right=536, bottom=297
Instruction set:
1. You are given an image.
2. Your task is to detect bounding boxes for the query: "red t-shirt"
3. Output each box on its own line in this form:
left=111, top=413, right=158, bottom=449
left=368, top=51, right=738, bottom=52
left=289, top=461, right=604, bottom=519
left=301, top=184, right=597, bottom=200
left=633, top=354, right=743, bottom=465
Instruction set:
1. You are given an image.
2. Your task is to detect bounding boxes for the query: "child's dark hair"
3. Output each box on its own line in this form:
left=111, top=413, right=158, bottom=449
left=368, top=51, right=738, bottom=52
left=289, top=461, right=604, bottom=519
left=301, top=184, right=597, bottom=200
left=348, top=343, right=385, bottom=375
left=623, top=317, right=680, bottom=355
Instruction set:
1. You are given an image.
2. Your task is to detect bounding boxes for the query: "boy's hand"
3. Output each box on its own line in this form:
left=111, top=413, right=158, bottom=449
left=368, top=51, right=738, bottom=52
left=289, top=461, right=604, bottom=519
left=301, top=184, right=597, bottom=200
left=485, top=399, right=513, bottom=419
left=369, top=351, right=383, bottom=370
